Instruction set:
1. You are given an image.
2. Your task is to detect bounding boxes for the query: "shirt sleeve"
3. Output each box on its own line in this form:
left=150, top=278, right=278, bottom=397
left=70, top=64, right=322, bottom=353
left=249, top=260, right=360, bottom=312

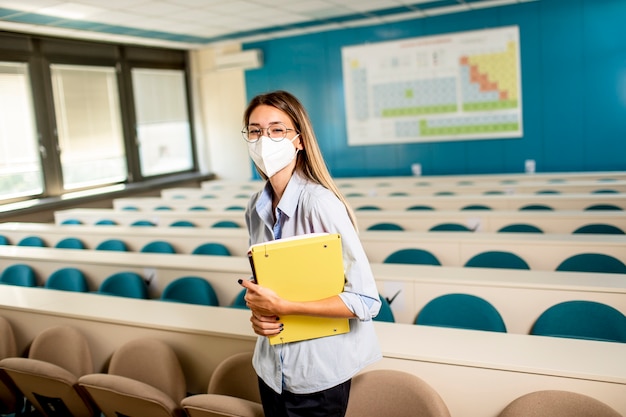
left=303, top=190, right=381, bottom=321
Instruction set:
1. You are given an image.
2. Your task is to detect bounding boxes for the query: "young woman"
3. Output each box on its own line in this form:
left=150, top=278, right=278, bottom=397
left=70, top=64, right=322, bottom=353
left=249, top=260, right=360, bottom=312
left=238, top=90, right=382, bottom=417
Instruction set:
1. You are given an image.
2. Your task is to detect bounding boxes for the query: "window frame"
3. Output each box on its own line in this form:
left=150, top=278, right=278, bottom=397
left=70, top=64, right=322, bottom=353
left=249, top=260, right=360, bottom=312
left=0, top=31, right=198, bottom=205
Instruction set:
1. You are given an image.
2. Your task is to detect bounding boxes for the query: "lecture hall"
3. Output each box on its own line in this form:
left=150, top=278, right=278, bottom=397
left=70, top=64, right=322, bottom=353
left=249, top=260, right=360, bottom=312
left=0, top=0, right=625, bottom=416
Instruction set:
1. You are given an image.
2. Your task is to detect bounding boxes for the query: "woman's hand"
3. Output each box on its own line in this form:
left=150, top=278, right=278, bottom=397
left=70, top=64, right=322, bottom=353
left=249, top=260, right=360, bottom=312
left=239, top=278, right=286, bottom=336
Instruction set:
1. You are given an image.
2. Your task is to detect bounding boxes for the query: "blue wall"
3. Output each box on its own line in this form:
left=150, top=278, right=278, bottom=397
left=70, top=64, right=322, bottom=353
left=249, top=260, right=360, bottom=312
left=244, top=0, right=626, bottom=178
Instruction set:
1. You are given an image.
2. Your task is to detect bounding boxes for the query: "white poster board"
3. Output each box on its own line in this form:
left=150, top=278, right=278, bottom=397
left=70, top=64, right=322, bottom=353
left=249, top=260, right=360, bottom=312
left=342, top=26, right=522, bottom=145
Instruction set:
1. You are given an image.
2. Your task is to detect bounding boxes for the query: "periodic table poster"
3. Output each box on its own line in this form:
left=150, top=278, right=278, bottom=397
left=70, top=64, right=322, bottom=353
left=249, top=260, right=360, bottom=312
left=341, top=26, right=522, bottom=145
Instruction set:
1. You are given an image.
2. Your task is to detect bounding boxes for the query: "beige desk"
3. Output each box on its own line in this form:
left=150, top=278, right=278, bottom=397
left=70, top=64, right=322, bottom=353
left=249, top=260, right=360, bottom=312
left=167, top=180, right=626, bottom=199
left=0, top=286, right=624, bottom=417
left=54, top=207, right=626, bottom=234
left=0, top=245, right=624, bottom=334
left=113, top=192, right=626, bottom=212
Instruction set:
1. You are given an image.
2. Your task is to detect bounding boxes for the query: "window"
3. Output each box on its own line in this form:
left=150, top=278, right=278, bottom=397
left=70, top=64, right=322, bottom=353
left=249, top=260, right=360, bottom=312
left=50, top=64, right=127, bottom=190
left=0, top=61, right=43, bottom=200
left=132, top=68, right=193, bottom=177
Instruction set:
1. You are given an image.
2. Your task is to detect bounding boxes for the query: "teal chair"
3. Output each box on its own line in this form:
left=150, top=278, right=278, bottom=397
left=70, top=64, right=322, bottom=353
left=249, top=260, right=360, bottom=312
left=201, top=194, right=217, bottom=199
left=383, top=248, right=441, bottom=266
left=154, top=206, right=173, bottom=211
left=535, top=189, right=560, bottom=194
left=374, top=295, right=395, bottom=323
left=55, top=237, right=86, bottom=249
left=188, top=206, right=209, bottom=211
left=584, top=204, right=622, bottom=211
left=460, top=204, right=492, bottom=211
left=95, top=219, right=117, bottom=225
left=192, top=243, right=231, bottom=256
left=434, top=191, right=455, bottom=196
left=366, top=222, right=404, bottom=231
left=160, top=277, right=219, bottom=306
left=591, top=189, right=619, bottom=194
left=169, top=220, right=196, bottom=227
left=45, top=267, right=89, bottom=292
left=0, top=235, right=9, bottom=245
left=0, top=264, right=37, bottom=287
left=95, top=239, right=128, bottom=252
left=121, top=206, right=139, bottom=211
left=497, top=224, right=543, bottom=233
left=429, top=223, right=472, bottom=232
left=464, top=251, right=530, bottom=270
left=415, top=293, right=507, bottom=333
left=230, top=289, right=249, bottom=309
left=131, top=220, right=156, bottom=227
left=17, top=236, right=46, bottom=247
left=407, top=205, right=435, bottom=211
left=140, top=241, right=176, bottom=254
left=98, top=272, right=148, bottom=299
left=60, top=219, right=82, bottom=225
left=211, top=220, right=241, bottom=228
left=573, top=224, right=624, bottom=235
left=225, top=206, right=246, bottom=211
left=483, top=190, right=505, bottom=195
left=519, top=204, right=554, bottom=211
left=355, top=205, right=382, bottom=211
left=530, top=300, right=626, bottom=343
left=555, top=253, right=626, bottom=274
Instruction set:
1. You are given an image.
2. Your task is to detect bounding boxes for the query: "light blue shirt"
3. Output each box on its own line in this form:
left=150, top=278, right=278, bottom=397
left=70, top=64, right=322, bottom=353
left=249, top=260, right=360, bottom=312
left=245, top=171, right=382, bottom=394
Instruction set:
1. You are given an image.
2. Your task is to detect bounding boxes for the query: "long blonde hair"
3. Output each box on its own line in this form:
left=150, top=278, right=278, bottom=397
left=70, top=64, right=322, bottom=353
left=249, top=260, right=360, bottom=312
left=243, top=90, right=358, bottom=230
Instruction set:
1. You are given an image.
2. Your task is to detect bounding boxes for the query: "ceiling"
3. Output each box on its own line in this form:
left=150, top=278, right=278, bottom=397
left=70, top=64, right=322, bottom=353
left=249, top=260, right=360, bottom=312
left=0, top=0, right=535, bottom=49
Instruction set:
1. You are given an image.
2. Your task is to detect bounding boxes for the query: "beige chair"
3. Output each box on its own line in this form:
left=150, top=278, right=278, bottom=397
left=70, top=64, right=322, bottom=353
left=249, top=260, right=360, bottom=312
left=345, top=369, right=451, bottom=417
left=498, top=390, right=622, bottom=417
left=0, top=316, right=20, bottom=415
left=181, top=351, right=263, bottom=417
left=0, top=325, right=98, bottom=417
left=78, top=337, right=186, bottom=417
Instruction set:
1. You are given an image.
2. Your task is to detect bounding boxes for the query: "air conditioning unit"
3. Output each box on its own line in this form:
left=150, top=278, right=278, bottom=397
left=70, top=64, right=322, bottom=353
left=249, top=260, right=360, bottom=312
left=214, top=49, right=263, bottom=71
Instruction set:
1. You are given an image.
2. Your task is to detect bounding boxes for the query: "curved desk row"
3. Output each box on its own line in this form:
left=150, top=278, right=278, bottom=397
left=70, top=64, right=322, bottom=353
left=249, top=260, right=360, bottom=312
left=0, top=286, right=623, bottom=417
left=0, top=245, right=624, bottom=333
left=112, top=193, right=626, bottom=212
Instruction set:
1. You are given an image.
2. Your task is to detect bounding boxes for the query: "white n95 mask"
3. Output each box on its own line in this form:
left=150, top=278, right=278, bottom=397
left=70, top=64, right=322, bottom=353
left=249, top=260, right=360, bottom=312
left=248, top=135, right=299, bottom=178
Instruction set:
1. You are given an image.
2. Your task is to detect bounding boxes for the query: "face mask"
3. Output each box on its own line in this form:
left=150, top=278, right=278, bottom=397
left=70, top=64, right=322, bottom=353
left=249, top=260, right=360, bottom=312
left=248, top=135, right=299, bottom=178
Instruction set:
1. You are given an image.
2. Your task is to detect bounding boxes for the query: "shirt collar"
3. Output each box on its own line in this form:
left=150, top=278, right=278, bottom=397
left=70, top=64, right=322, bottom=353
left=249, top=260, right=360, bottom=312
left=256, top=171, right=307, bottom=218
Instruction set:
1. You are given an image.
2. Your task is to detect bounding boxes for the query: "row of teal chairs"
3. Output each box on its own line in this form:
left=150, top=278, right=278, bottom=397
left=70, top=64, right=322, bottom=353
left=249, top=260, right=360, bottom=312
left=0, top=234, right=231, bottom=255
left=346, top=189, right=622, bottom=197
left=60, top=218, right=242, bottom=227
left=366, top=221, right=625, bottom=234
left=382, top=248, right=626, bottom=274
left=356, top=203, right=623, bottom=211
left=120, top=205, right=246, bottom=211
left=412, top=293, right=626, bottom=343
left=2, top=263, right=624, bottom=344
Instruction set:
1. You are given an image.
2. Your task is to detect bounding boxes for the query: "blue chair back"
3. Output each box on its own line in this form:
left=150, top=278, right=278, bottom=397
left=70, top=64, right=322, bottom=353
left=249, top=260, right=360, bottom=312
left=211, top=220, right=241, bottom=228
left=366, top=223, right=404, bottom=231
left=573, top=224, right=625, bottom=235
left=95, top=219, right=117, bottom=225
left=531, top=300, right=626, bottom=343
left=464, top=251, right=530, bottom=270
left=415, top=293, right=507, bottom=333
left=192, top=243, right=231, bottom=256
left=188, top=206, right=209, bottom=211
left=429, top=223, right=472, bottom=232
left=55, top=237, right=86, bottom=249
left=45, top=268, right=89, bottom=292
left=17, top=236, right=46, bottom=247
left=98, top=272, right=148, bottom=299
left=519, top=204, right=554, bottom=211
left=374, top=295, right=395, bottom=323
left=556, top=253, right=626, bottom=274
left=497, top=224, right=543, bottom=233
left=355, top=205, right=382, bottom=211
left=225, top=206, right=245, bottom=211
left=169, top=220, right=197, bottom=227
left=460, top=204, right=492, bottom=211
left=0, top=235, right=9, bottom=245
left=140, top=241, right=176, bottom=254
left=131, top=220, right=156, bottom=227
left=95, top=239, right=128, bottom=252
left=383, top=248, right=441, bottom=266
left=584, top=204, right=622, bottom=211
left=60, top=219, right=82, bottom=225
left=0, top=264, right=37, bottom=287
left=161, top=277, right=219, bottom=306
left=406, top=205, right=435, bottom=211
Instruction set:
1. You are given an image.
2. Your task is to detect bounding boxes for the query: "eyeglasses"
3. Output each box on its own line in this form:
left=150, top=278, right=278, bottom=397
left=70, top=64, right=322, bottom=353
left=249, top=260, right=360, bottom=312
left=241, top=123, right=296, bottom=143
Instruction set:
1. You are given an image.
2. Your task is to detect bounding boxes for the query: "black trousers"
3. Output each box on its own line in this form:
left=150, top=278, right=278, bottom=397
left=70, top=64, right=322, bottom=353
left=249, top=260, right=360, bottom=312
left=258, top=377, right=352, bottom=417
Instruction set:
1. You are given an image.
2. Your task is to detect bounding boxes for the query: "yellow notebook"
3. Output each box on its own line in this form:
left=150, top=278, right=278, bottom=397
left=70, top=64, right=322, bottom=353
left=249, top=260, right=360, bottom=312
left=248, top=233, right=350, bottom=345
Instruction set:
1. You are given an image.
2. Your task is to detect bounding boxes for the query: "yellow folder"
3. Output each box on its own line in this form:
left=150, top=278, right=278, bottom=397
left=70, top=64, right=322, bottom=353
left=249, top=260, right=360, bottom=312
left=248, top=233, right=350, bottom=345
